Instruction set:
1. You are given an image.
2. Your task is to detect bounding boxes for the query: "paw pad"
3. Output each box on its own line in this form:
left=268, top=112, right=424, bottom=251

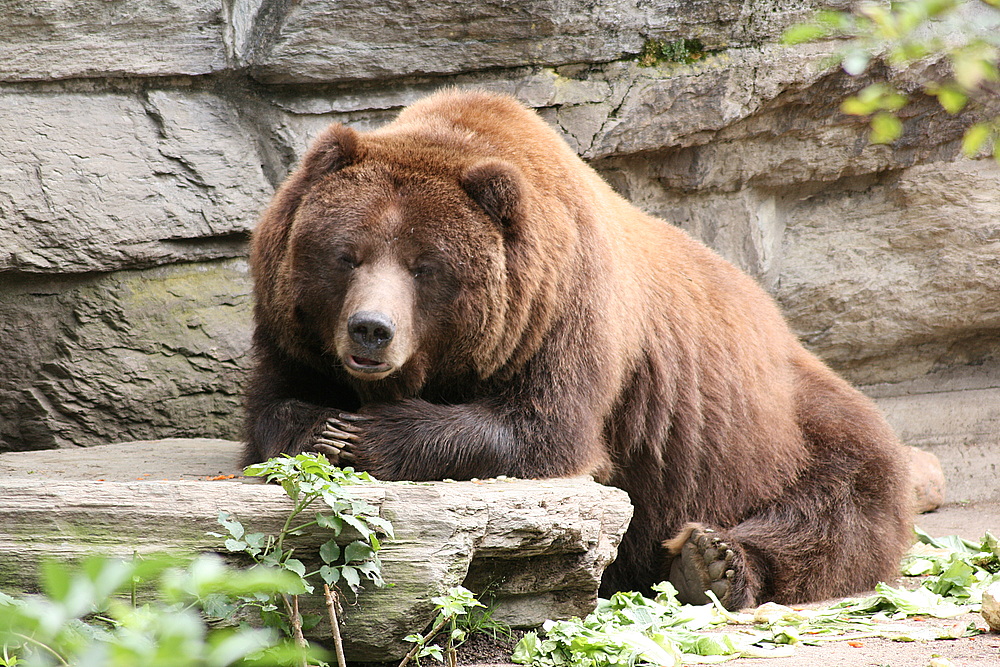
left=669, top=527, right=737, bottom=607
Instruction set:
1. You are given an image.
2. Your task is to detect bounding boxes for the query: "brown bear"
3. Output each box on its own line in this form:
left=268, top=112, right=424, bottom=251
left=243, top=89, right=913, bottom=609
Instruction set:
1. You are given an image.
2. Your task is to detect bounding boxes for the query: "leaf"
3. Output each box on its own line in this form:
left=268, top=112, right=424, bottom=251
left=282, top=558, right=306, bottom=579
left=782, top=22, right=829, bottom=45
left=962, top=123, right=992, bottom=157
left=217, top=511, right=245, bottom=540
left=366, top=516, right=395, bottom=538
left=342, top=566, right=361, bottom=592
left=341, top=513, right=374, bottom=540
left=344, top=541, right=373, bottom=564
left=419, top=644, right=444, bottom=662
left=319, top=565, right=340, bottom=585
left=40, top=558, right=73, bottom=603
left=929, top=84, right=968, bottom=114
left=870, top=112, right=903, bottom=144
left=319, top=539, right=341, bottom=564
left=953, top=46, right=997, bottom=91
left=842, top=96, right=877, bottom=116
left=224, top=538, right=248, bottom=553
left=316, top=513, right=343, bottom=534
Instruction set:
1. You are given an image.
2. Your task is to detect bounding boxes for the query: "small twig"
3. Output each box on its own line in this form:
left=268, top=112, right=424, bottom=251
left=446, top=617, right=458, bottom=667
left=397, top=615, right=451, bottom=667
left=282, top=593, right=308, bottom=667
left=324, top=584, right=348, bottom=667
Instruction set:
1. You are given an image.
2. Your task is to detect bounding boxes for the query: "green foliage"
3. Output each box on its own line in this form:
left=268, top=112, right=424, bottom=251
left=400, top=587, right=490, bottom=667
left=219, top=454, right=393, bottom=667
left=0, top=555, right=314, bottom=667
left=637, top=39, right=711, bottom=67
left=223, top=454, right=392, bottom=599
left=512, top=531, right=998, bottom=667
left=783, top=0, right=1000, bottom=154
left=0, top=454, right=393, bottom=667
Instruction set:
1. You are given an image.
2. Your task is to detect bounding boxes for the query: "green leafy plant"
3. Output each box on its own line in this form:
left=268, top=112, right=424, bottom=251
left=0, top=554, right=313, bottom=667
left=0, top=454, right=394, bottom=667
left=784, top=0, right=1000, bottom=151
left=513, top=530, right=999, bottom=667
left=217, top=454, right=393, bottom=667
left=399, top=586, right=486, bottom=667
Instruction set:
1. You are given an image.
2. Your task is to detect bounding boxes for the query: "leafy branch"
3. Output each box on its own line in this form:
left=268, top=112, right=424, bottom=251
left=217, top=454, right=393, bottom=667
left=0, top=554, right=313, bottom=667
left=784, top=0, right=1000, bottom=153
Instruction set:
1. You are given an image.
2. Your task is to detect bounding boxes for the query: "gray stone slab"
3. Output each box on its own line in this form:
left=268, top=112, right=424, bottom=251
left=0, top=0, right=228, bottom=81
left=0, top=439, right=633, bottom=661
left=0, top=438, right=247, bottom=482
left=0, top=89, right=272, bottom=274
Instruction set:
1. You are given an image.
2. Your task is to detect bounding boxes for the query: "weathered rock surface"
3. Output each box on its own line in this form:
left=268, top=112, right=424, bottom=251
left=907, top=446, right=946, bottom=514
left=869, top=364, right=1000, bottom=504
left=0, top=89, right=271, bottom=274
left=0, top=440, right=633, bottom=661
left=0, top=261, right=251, bottom=450
left=0, top=0, right=228, bottom=81
left=234, top=0, right=832, bottom=84
left=983, top=581, right=1000, bottom=633
left=0, top=0, right=997, bottom=503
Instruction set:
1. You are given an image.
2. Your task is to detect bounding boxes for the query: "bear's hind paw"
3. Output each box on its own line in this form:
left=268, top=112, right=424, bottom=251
left=665, top=525, right=737, bottom=608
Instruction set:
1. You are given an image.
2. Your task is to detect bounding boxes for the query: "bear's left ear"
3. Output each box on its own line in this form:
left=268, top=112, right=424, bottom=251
left=461, top=160, right=525, bottom=230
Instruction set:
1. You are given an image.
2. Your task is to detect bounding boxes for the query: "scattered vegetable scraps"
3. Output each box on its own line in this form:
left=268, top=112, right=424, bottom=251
left=513, top=528, right=1000, bottom=666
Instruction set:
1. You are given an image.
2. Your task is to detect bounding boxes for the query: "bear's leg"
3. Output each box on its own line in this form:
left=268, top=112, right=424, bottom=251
left=664, top=364, right=912, bottom=610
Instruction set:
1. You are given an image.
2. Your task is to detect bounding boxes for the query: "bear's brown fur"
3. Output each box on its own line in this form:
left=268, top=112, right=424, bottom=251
left=244, top=90, right=913, bottom=608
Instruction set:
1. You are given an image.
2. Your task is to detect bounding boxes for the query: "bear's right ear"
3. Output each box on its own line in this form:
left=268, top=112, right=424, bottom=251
left=250, top=124, right=363, bottom=297
left=461, top=160, right=525, bottom=231
left=299, top=124, right=362, bottom=184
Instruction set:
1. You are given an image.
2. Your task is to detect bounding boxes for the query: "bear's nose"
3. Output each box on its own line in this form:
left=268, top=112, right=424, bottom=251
left=347, top=311, right=396, bottom=350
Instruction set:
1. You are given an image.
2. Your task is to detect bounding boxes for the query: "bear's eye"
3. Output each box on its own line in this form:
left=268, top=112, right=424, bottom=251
left=412, top=263, right=435, bottom=279
left=337, top=254, right=359, bottom=270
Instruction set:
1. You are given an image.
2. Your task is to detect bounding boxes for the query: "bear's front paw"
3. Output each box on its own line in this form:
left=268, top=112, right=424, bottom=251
left=312, top=412, right=369, bottom=466
left=665, top=525, right=739, bottom=608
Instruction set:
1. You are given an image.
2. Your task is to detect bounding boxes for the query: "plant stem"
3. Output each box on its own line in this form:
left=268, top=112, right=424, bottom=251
left=397, top=615, right=451, bottom=667
left=276, top=498, right=315, bottom=552
left=287, top=519, right=320, bottom=534
left=447, top=617, right=457, bottom=667
left=12, top=633, right=69, bottom=666
left=324, top=584, right=348, bottom=667
left=282, top=593, right=309, bottom=667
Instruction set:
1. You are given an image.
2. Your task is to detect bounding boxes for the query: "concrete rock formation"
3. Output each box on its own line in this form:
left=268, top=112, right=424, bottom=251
left=1, top=0, right=996, bottom=502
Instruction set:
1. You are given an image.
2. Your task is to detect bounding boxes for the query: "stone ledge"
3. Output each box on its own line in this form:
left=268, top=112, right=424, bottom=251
left=0, top=439, right=633, bottom=661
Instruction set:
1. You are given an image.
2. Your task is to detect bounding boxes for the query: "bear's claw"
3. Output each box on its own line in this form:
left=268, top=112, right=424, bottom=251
left=668, top=526, right=737, bottom=607
left=312, top=413, right=368, bottom=465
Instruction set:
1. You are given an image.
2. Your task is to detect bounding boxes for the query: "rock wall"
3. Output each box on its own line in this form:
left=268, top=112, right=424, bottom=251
left=1, top=1, right=996, bottom=499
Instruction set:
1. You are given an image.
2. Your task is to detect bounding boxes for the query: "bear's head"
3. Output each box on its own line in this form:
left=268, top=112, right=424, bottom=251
left=250, top=114, right=565, bottom=399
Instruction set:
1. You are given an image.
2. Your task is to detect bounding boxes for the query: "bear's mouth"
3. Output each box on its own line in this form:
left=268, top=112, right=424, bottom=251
left=345, top=355, right=393, bottom=375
